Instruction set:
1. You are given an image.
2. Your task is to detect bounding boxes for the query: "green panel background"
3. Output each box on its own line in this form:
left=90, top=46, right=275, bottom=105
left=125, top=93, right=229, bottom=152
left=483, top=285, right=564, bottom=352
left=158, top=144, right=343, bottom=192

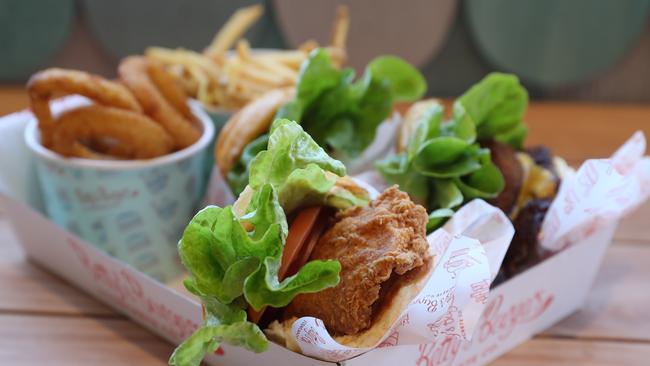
left=465, top=0, right=650, bottom=88
left=0, top=0, right=74, bottom=81
left=82, top=0, right=284, bottom=61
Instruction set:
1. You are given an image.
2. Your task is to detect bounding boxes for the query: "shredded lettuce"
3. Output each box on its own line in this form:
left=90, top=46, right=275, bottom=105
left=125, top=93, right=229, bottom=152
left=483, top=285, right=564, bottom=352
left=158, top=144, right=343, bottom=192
left=227, top=48, right=426, bottom=196
left=377, top=72, right=526, bottom=231
left=171, top=120, right=367, bottom=366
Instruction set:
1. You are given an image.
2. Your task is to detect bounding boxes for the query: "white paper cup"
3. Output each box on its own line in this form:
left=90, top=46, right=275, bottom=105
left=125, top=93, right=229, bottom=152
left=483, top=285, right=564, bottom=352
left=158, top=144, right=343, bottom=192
left=24, top=99, right=215, bottom=282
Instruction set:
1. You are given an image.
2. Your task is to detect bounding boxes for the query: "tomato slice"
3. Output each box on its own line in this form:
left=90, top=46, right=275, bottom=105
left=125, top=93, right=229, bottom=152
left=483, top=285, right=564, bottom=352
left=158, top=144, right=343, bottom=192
left=247, top=206, right=326, bottom=324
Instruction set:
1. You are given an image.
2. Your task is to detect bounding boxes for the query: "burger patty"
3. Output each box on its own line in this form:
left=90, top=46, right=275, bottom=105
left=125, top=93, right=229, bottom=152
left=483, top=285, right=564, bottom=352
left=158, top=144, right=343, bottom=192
left=284, top=186, right=429, bottom=335
left=483, top=140, right=524, bottom=214
left=500, top=198, right=552, bottom=279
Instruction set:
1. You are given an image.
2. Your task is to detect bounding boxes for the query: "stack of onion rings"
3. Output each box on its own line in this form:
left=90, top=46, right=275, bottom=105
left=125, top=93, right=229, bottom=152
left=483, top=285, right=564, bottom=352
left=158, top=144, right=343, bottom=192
left=119, top=56, right=201, bottom=150
left=27, top=60, right=203, bottom=160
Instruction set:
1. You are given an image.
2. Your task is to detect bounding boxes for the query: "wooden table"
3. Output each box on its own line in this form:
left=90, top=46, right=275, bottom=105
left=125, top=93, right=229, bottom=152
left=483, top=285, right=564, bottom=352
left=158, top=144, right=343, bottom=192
left=1, top=90, right=649, bottom=365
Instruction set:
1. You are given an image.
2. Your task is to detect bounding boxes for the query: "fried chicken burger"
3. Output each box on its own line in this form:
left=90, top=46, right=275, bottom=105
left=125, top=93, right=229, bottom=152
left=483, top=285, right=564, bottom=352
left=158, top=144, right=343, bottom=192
left=170, top=120, right=433, bottom=366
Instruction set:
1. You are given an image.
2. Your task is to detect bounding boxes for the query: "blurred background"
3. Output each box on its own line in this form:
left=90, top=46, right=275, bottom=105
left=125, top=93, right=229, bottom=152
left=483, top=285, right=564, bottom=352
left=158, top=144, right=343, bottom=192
left=2, top=0, right=650, bottom=103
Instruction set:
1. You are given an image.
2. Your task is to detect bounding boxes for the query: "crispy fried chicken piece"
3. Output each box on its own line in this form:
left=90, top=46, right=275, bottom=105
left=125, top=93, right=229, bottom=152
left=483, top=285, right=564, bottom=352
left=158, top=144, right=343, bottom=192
left=484, top=140, right=524, bottom=214
left=284, top=186, right=429, bottom=335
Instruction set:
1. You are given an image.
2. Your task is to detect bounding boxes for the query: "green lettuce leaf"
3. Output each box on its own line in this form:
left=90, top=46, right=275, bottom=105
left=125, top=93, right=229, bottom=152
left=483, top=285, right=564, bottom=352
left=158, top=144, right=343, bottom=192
left=406, top=101, right=445, bottom=161
left=426, top=208, right=455, bottom=232
left=454, top=72, right=528, bottom=144
left=279, top=48, right=426, bottom=158
left=245, top=256, right=341, bottom=310
left=285, top=48, right=342, bottom=114
left=366, top=56, right=427, bottom=101
left=413, top=141, right=484, bottom=178
left=429, top=179, right=463, bottom=210
left=453, top=154, right=505, bottom=199
left=376, top=153, right=429, bottom=205
left=248, top=119, right=366, bottom=213
left=169, top=298, right=266, bottom=366
left=495, top=124, right=528, bottom=150
left=249, top=119, right=346, bottom=190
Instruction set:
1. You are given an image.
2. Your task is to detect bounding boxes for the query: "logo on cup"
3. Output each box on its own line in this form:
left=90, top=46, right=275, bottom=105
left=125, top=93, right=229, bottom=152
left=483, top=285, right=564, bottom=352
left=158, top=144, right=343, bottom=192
left=74, top=186, right=139, bottom=210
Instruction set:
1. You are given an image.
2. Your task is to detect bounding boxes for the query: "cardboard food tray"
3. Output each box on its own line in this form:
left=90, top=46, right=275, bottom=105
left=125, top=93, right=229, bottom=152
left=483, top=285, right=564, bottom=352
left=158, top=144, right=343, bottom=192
left=0, top=109, right=620, bottom=365
left=0, top=192, right=617, bottom=366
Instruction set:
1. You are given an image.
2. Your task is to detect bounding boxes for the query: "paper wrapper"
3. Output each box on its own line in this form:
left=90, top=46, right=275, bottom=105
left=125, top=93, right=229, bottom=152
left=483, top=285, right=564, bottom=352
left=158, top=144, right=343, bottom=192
left=288, top=199, right=514, bottom=362
left=540, top=132, right=650, bottom=251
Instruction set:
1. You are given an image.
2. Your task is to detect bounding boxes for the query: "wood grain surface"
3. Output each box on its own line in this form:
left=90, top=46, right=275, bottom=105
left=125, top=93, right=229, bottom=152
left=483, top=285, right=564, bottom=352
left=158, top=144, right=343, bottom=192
left=1, top=89, right=649, bottom=364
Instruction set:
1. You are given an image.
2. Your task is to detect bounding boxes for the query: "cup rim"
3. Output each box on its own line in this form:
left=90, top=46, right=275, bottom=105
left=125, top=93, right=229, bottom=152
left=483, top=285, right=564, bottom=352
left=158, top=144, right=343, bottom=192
left=24, top=99, right=215, bottom=171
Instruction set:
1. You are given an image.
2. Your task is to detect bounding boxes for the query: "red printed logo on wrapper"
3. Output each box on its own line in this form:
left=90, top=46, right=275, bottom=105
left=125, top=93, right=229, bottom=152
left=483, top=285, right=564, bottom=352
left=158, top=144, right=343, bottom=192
left=444, top=248, right=481, bottom=279
left=612, top=132, right=645, bottom=175
left=470, top=280, right=490, bottom=305
left=414, top=288, right=454, bottom=314
left=607, top=182, right=635, bottom=208
left=579, top=217, right=607, bottom=241
left=378, top=330, right=400, bottom=348
left=478, top=291, right=553, bottom=343
left=416, top=336, right=462, bottom=366
left=563, top=188, right=580, bottom=215
left=427, top=305, right=464, bottom=338
left=578, top=161, right=599, bottom=191
left=294, top=318, right=327, bottom=346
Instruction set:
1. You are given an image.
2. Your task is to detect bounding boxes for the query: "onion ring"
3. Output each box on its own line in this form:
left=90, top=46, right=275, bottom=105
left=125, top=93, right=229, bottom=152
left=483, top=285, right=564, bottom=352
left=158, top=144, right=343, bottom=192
left=27, top=68, right=142, bottom=147
left=49, top=104, right=174, bottom=159
left=147, top=59, right=195, bottom=122
left=118, top=56, right=201, bottom=149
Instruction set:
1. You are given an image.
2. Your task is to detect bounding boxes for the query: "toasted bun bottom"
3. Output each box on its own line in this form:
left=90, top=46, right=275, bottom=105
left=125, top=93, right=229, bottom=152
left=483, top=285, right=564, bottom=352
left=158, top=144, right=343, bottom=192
left=266, top=252, right=435, bottom=352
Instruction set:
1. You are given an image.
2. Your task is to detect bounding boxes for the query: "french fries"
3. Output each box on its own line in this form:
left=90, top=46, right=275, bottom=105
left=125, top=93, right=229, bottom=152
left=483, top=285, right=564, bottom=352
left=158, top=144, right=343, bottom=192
left=205, top=4, right=264, bottom=58
left=144, top=4, right=350, bottom=110
left=330, top=5, right=349, bottom=51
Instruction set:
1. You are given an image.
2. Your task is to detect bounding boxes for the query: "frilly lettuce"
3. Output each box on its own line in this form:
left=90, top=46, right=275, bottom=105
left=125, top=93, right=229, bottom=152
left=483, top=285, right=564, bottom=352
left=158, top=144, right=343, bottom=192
left=454, top=72, right=529, bottom=148
left=277, top=49, right=426, bottom=158
left=377, top=72, right=526, bottom=231
left=171, top=120, right=366, bottom=366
